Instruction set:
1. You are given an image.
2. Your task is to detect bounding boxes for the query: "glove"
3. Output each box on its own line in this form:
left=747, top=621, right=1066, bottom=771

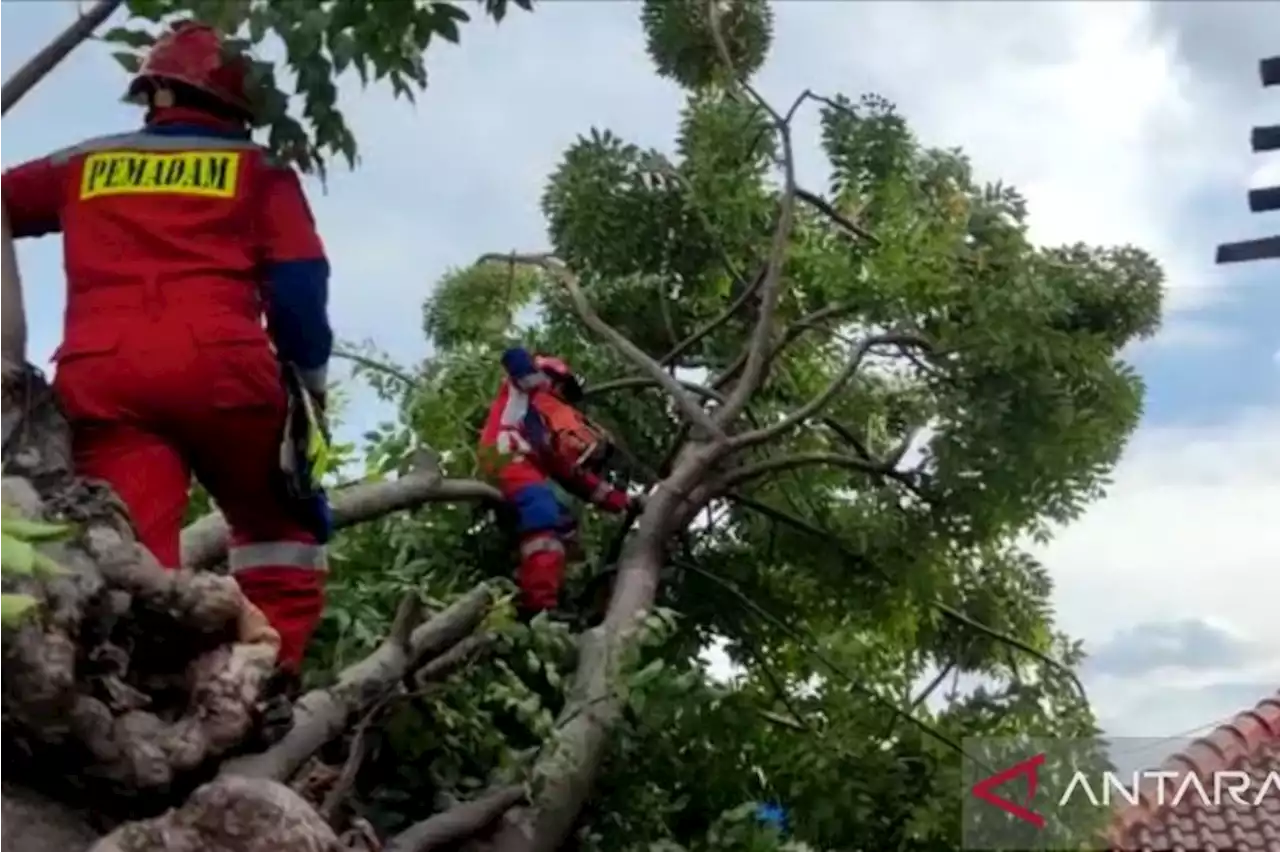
left=599, top=487, right=630, bottom=514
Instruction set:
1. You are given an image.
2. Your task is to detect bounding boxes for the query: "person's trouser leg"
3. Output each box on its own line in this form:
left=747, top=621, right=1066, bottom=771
left=500, top=462, right=569, bottom=614
left=177, top=343, right=327, bottom=674
left=189, top=409, right=326, bottom=672
left=67, top=419, right=192, bottom=568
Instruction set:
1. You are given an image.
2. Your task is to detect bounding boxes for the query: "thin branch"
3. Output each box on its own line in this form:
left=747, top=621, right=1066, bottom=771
left=704, top=2, right=800, bottom=429
left=712, top=146, right=798, bottom=426
left=710, top=300, right=860, bottom=391
left=909, top=660, right=955, bottom=711
left=2, top=0, right=124, bottom=115
left=476, top=252, right=725, bottom=440
left=725, top=492, right=1089, bottom=705
left=411, top=630, right=496, bottom=685
left=638, top=155, right=762, bottom=368
left=728, top=332, right=931, bottom=449
left=795, top=187, right=879, bottom=246
left=318, top=692, right=389, bottom=824
left=656, top=277, right=679, bottom=354
left=660, top=264, right=764, bottom=368
left=334, top=348, right=419, bottom=388
left=679, top=558, right=982, bottom=768
left=734, top=623, right=815, bottom=734
left=713, top=451, right=890, bottom=492
left=385, top=785, right=527, bottom=852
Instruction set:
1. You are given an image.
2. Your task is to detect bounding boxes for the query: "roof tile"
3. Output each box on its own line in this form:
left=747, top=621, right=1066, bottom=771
left=1108, top=689, right=1280, bottom=851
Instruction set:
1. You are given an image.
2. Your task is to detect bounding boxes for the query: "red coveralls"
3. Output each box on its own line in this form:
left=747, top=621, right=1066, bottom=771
left=1, top=109, right=331, bottom=671
left=478, top=347, right=632, bottom=612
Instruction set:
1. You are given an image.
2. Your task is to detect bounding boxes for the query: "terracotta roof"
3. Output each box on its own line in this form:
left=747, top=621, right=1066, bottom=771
left=1108, top=689, right=1280, bottom=851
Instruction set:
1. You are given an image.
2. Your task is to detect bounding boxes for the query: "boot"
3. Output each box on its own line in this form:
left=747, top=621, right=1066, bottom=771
left=251, top=667, right=302, bottom=748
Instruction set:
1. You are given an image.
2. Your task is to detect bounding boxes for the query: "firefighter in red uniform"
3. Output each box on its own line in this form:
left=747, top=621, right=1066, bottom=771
left=1, top=23, right=333, bottom=688
left=479, top=347, right=641, bottom=617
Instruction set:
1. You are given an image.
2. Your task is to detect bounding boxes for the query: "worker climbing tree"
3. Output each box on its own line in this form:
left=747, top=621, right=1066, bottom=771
left=478, top=347, right=641, bottom=621
left=1, top=1, right=1163, bottom=851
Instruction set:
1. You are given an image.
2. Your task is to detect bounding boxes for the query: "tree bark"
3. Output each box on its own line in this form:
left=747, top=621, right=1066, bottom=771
left=181, top=469, right=501, bottom=570
left=221, top=584, right=494, bottom=783
left=1, top=206, right=26, bottom=376
left=1, top=0, right=125, bottom=116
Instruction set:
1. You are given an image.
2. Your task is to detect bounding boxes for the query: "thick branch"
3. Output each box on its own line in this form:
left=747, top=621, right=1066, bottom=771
left=385, top=785, right=526, bottom=852
left=705, top=3, right=800, bottom=428
left=476, top=252, right=724, bottom=440
left=1, top=206, right=26, bottom=374
left=729, top=332, right=931, bottom=449
left=488, top=442, right=722, bottom=852
left=181, top=465, right=501, bottom=570
left=220, top=584, right=493, bottom=782
left=2, top=0, right=124, bottom=115
left=583, top=375, right=725, bottom=406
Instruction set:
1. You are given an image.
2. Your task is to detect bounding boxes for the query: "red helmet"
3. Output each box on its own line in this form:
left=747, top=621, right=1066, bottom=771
left=126, top=22, right=252, bottom=117
left=534, top=354, right=583, bottom=402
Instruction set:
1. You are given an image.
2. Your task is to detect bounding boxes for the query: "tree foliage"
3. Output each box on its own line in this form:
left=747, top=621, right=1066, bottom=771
left=104, top=0, right=534, bottom=176
left=318, top=1, right=1162, bottom=849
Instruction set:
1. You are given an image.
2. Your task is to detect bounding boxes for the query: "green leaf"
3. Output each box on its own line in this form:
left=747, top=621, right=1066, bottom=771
left=32, top=551, right=69, bottom=578
left=101, top=27, right=156, bottom=49
left=0, top=594, right=39, bottom=627
left=111, top=52, right=143, bottom=75
left=2, top=517, right=74, bottom=542
left=1, top=534, right=36, bottom=576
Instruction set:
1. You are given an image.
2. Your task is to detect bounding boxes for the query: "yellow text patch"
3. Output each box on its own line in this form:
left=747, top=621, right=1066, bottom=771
left=79, top=151, right=241, bottom=200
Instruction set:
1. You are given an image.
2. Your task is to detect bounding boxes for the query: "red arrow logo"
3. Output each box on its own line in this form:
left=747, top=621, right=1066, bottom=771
left=971, top=752, right=1047, bottom=828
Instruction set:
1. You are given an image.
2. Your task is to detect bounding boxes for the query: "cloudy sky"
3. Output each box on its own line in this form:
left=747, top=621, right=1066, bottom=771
left=3, top=1, right=1277, bottom=755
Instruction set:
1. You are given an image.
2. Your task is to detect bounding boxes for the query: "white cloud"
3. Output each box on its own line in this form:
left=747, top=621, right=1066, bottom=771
left=1034, top=406, right=1280, bottom=736
left=757, top=1, right=1244, bottom=317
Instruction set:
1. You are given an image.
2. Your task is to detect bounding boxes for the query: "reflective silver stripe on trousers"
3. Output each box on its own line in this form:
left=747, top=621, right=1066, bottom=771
left=228, top=541, right=329, bottom=573
left=520, top=537, right=565, bottom=558
left=589, top=482, right=613, bottom=504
